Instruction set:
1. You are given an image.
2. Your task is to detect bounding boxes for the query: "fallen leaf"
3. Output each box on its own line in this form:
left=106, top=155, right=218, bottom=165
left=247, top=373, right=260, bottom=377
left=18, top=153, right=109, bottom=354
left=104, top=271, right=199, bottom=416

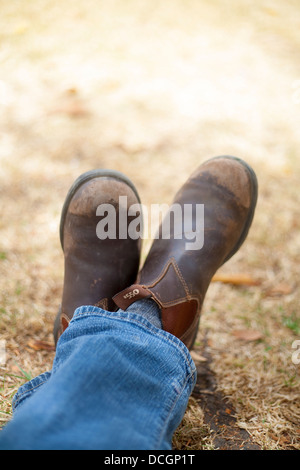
left=268, top=432, right=291, bottom=445
left=232, top=329, right=263, bottom=342
left=212, top=273, right=260, bottom=286
left=52, top=103, right=90, bottom=118
left=27, top=340, right=55, bottom=351
left=65, top=87, right=78, bottom=95
left=190, top=351, right=207, bottom=362
left=265, top=282, right=293, bottom=297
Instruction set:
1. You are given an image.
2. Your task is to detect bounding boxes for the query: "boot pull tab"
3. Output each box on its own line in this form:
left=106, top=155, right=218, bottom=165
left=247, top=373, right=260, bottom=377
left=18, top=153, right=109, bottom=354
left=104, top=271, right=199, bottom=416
left=113, top=285, right=151, bottom=310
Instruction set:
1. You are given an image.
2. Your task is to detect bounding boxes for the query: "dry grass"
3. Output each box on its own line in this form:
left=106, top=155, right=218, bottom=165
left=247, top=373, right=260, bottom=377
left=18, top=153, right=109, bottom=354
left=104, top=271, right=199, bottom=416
left=0, top=0, right=299, bottom=449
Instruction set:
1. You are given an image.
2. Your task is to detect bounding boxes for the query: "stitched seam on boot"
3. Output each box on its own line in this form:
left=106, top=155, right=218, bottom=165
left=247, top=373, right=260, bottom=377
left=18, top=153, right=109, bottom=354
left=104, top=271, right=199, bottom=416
left=61, top=312, right=70, bottom=326
left=147, top=257, right=191, bottom=298
left=146, top=260, right=172, bottom=288
left=158, top=294, right=199, bottom=308
left=171, top=258, right=191, bottom=299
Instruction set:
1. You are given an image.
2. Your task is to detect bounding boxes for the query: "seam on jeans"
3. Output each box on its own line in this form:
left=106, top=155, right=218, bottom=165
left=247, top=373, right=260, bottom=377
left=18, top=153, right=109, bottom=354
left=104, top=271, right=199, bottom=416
left=72, top=310, right=196, bottom=372
left=155, top=368, right=196, bottom=449
left=13, top=378, right=49, bottom=405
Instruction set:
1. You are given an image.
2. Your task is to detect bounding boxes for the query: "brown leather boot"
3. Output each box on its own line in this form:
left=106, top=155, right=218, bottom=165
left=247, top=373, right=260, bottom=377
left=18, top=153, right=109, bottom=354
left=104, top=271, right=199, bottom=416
left=113, top=156, right=258, bottom=349
left=53, top=169, right=142, bottom=345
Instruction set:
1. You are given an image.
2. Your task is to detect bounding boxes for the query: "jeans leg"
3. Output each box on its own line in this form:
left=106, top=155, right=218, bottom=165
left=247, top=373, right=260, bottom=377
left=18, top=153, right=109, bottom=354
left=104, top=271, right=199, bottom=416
left=0, top=302, right=196, bottom=450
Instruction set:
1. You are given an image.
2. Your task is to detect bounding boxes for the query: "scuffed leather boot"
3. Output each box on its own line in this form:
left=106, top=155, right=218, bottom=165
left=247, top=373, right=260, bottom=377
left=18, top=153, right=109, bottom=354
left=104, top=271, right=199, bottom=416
left=53, top=169, right=142, bottom=345
left=113, top=156, right=258, bottom=349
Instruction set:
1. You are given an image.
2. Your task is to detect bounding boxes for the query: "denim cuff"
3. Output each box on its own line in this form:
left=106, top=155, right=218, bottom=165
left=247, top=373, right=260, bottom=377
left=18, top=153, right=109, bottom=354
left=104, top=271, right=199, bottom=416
left=71, top=305, right=196, bottom=379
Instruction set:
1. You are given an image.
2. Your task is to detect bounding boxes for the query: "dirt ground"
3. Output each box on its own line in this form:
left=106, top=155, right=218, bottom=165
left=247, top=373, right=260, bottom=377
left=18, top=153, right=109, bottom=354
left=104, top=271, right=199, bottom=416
left=0, top=0, right=299, bottom=450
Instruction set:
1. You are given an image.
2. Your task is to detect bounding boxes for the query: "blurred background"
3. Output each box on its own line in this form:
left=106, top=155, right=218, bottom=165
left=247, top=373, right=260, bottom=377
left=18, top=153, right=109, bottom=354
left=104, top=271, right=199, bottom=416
left=0, top=0, right=299, bottom=449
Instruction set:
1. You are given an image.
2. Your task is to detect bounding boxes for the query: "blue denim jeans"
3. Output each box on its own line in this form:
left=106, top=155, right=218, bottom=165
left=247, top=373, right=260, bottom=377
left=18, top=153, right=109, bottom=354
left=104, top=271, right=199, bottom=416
left=0, top=300, right=196, bottom=450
